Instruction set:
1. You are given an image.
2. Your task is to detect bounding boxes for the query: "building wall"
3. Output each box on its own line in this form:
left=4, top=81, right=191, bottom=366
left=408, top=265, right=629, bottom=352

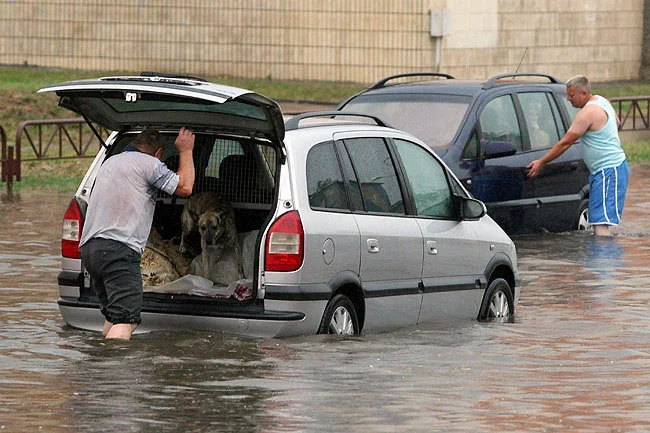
left=0, top=0, right=643, bottom=84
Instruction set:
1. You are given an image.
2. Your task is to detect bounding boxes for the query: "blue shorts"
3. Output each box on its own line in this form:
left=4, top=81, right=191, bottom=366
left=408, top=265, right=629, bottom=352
left=588, top=160, right=629, bottom=226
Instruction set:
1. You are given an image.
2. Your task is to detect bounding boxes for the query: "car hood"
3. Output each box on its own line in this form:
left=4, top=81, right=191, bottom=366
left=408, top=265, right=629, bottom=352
left=38, top=75, right=285, bottom=147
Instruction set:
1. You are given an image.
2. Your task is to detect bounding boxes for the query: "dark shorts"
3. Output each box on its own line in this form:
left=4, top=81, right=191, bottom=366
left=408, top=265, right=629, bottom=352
left=80, top=238, right=143, bottom=325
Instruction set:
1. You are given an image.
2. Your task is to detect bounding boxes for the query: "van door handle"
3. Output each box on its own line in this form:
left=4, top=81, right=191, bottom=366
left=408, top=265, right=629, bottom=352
left=367, top=238, right=379, bottom=253
left=427, top=240, right=438, bottom=255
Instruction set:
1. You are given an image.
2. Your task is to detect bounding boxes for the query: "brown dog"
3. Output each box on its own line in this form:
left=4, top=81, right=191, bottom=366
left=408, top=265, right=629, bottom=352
left=180, top=192, right=244, bottom=284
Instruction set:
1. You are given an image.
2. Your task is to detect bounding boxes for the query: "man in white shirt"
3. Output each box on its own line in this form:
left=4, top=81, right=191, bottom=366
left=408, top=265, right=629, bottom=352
left=79, top=128, right=195, bottom=339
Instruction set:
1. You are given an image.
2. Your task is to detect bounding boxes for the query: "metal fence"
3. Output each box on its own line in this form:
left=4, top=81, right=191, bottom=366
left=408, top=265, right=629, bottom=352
left=1, top=119, right=109, bottom=196
left=611, top=96, right=650, bottom=131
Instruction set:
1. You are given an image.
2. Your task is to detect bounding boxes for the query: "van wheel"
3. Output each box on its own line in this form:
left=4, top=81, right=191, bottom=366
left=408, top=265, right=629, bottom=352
left=478, top=278, right=514, bottom=322
left=318, top=294, right=359, bottom=335
left=577, top=199, right=590, bottom=231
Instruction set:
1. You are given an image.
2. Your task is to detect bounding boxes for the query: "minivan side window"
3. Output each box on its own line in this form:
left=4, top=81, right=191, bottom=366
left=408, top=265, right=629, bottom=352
left=343, top=137, right=405, bottom=215
left=336, top=142, right=364, bottom=211
left=562, top=97, right=580, bottom=124
left=306, top=141, right=349, bottom=210
left=462, top=130, right=480, bottom=159
left=204, top=139, right=245, bottom=177
left=394, top=139, right=454, bottom=219
left=479, top=95, right=522, bottom=151
left=519, top=92, right=561, bottom=150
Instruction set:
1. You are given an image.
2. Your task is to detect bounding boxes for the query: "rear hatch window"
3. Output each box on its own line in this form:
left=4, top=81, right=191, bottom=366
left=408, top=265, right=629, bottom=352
left=340, top=93, right=471, bottom=153
left=38, top=76, right=285, bottom=147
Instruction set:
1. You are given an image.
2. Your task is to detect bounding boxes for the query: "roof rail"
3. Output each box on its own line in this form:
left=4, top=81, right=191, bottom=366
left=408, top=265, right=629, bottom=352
left=368, top=72, right=454, bottom=90
left=139, top=71, right=208, bottom=82
left=285, top=111, right=389, bottom=131
left=483, top=73, right=562, bottom=89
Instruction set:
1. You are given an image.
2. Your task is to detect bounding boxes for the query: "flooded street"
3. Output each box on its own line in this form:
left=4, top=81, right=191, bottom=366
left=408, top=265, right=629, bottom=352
left=2, top=164, right=650, bottom=432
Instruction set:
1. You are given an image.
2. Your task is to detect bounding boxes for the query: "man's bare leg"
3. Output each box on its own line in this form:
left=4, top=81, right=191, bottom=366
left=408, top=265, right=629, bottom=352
left=105, top=323, right=138, bottom=340
left=593, top=224, right=612, bottom=236
left=102, top=320, right=113, bottom=337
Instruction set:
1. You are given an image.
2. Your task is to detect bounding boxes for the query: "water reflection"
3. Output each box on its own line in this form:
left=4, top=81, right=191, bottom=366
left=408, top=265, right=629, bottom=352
left=53, top=332, right=288, bottom=433
left=585, top=235, right=625, bottom=281
left=2, top=163, right=650, bottom=432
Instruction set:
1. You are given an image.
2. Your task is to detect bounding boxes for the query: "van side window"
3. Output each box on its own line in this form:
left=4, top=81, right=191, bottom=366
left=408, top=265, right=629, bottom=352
left=479, top=95, right=522, bottom=151
left=204, top=139, right=245, bottom=177
left=561, top=97, right=580, bottom=127
left=519, top=92, right=560, bottom=150
left=306, top=141, right=349, bottom=210
left=336, top=142, right=364, bottom=211
left=394, top=139, right=454, bottom=219
left=462, top=130, right=480, bottom=159
left=343, top=137, right=405, bottom=215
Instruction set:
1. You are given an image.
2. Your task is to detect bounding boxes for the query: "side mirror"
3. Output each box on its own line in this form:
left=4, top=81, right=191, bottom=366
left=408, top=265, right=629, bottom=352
left=482, top=140, right=517, bottom=159
left=456, top=195, right=487, bottom=220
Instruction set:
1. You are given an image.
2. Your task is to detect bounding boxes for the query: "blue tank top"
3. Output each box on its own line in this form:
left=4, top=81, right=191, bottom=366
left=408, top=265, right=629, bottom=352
left=581, top=96, right=626, bottom=174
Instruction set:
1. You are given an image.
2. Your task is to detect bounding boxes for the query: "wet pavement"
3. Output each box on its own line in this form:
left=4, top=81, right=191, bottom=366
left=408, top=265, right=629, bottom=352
left=1, top=164, right=650, bottom=432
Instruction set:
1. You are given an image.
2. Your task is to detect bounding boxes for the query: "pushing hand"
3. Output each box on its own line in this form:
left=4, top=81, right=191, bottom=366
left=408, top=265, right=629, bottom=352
left=175, top=127, right=195, bottom=153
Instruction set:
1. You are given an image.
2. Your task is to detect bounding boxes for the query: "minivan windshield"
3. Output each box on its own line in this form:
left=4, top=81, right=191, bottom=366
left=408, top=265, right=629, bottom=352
left=340, top=93, right=471, bottom=152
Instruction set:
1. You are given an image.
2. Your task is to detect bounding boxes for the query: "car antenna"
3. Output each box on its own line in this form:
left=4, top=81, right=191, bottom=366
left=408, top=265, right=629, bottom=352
left=515, top=47, right=528, bottom=75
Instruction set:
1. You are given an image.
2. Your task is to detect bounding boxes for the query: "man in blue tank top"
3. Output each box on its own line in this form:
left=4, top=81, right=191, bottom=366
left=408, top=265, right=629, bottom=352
left=527, top=75, right=628, bottom=236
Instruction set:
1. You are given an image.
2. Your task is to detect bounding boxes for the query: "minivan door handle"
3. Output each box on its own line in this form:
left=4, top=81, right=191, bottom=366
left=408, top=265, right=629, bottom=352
left=427, top=240, right=438, bottom=255
left=367, top=238, right=379, bottom=253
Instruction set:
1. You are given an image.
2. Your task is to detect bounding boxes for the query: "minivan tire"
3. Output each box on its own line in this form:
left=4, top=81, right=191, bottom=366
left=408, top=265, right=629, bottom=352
left=318, top=294, right=359, bottom=335
left=577, top=199, right=590, bottom=231
left=478, top=278, right=514, bottom=322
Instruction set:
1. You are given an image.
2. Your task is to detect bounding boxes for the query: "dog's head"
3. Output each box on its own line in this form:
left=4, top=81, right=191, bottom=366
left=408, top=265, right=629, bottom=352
left=197, top=210, right=233, bottom=248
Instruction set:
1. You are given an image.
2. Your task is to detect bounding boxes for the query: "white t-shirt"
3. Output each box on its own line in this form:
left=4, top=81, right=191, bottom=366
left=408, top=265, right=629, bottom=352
left=79, top=147, right=179, bottom=254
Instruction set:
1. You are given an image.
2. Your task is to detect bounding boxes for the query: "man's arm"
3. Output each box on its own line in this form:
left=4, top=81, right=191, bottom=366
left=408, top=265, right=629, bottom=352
left=527, top=107, right=594, bottom=177
left=174, top=127, right=195, bottom=197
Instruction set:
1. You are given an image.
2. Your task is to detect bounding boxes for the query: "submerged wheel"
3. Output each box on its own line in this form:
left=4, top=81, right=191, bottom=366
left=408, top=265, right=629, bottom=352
left=577, top=199, right=590, bottom=231
left=318, top=294, right=359, bottom=335
left=479, top=278, right=514, bottom=322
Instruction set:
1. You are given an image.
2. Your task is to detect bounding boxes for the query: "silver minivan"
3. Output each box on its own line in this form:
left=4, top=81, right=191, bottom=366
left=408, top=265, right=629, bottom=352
left=44, top=73, right=521, bottom=338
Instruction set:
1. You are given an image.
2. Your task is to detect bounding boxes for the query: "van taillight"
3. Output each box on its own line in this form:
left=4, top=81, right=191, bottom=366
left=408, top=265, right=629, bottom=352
left=62, top=199, right=82, bottom=259
left=265, top=211, right=304, bottom=272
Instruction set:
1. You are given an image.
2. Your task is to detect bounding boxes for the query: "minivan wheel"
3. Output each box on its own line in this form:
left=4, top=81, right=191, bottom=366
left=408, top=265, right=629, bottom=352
left=577, top=199, right=590, bottom=231
left=478, top=278, right=514, bottom=322
left=318, top=294, right=359, bottom=335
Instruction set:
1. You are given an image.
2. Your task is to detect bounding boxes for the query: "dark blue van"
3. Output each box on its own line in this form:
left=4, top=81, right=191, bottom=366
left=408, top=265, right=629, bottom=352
left=337, top=72, right=590, bottom=234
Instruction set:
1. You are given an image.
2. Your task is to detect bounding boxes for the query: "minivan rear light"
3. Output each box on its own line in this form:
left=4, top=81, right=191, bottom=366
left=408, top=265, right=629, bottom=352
left=265, top=211, right=304, bottom=272
left=62, top=199, right=83, bottom=259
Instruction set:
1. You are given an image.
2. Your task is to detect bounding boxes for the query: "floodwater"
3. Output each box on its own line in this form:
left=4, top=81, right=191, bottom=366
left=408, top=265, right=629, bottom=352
left=2, top=165, right=650, bottom=433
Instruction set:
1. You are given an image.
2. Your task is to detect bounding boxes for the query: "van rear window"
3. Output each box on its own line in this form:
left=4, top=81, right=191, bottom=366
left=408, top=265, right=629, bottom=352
left=341, top=93, right=470, bottom=152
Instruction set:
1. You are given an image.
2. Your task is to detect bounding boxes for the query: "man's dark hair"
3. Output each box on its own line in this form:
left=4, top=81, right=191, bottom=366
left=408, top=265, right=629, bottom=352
left=133, top=129, right=164, bottom=155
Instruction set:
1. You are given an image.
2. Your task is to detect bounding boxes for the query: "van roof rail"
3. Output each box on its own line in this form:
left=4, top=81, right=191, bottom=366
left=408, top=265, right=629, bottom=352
left=483, top=73, right=562, bottom=89
left=285, top=111, right=389, bottom=131
left=139, top=71, right=208, bottom=82
left=368, top=72, right=455, bottom=90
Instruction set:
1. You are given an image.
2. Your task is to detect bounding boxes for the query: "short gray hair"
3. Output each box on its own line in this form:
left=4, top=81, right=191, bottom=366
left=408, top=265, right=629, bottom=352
left=565, top=75, right=591, bottom=92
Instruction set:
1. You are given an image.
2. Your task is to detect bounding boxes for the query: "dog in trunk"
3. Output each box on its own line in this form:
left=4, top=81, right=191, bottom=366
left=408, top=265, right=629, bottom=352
left=180, top=192, right=244, bottom=285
